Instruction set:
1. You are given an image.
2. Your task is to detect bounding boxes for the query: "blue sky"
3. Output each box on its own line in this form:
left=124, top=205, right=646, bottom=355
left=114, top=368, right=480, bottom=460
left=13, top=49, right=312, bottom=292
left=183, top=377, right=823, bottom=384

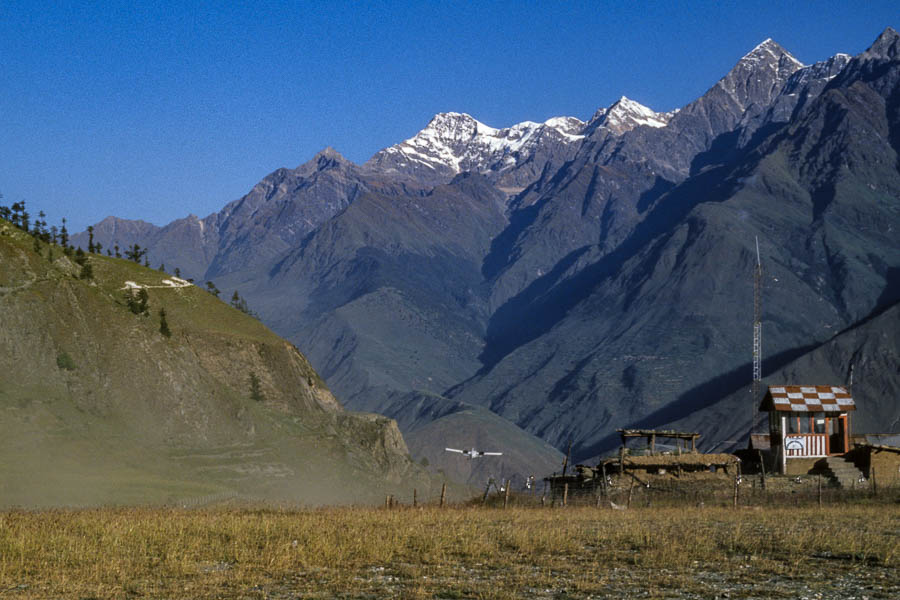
left=1, top=1, right=896, bottom=232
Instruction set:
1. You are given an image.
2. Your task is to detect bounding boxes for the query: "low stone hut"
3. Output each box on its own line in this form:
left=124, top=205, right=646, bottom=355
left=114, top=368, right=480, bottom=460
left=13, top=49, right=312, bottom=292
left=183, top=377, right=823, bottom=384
left=620, top=453, right=740, bottom=476
left=852, top=434, right=900, bottom=486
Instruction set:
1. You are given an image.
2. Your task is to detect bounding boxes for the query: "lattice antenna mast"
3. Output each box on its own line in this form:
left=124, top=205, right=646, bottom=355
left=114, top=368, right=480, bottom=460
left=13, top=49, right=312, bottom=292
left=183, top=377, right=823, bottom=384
left=751, top=237, right=762, bottom=431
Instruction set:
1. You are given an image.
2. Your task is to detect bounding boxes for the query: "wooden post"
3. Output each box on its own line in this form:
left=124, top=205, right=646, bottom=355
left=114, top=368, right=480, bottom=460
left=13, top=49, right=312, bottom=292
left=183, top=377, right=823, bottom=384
left=619, top=446, right=625, bottom=476
left=389, top=495, right=394, bottom=509
left=650, top=433, right=656, bottom=456
left=600, top=462, right=608, bottom=498
left=562, top=482, right=568, bottom=507
left=691, top=435, right=696, bottom=453
left=482, top=480, right=491, bottom=505
left=627, top=475, right=635, bottom=509
left=872, top=466, right=877, bottom=497
left=817, top=474, right=822, bottom=507
left=440, top=483, right=446, bottom=508
left=385, top=495, right=390, bottom=509
left=413, top=488, right=418, bottom=508
left=758, top=450, right=767, bottom=490
left=733, top=473, right=739, bottom=508
left=503, top=479, right=511, bottom=509
left=779, top=417, right=787, bottom=474
left=596, top=494, right=602, bottom=508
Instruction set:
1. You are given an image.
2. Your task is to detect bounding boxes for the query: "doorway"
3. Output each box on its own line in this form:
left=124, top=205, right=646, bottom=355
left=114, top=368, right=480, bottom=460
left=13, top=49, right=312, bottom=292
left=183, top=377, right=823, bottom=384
left=827, top=415, right=848, bottom=455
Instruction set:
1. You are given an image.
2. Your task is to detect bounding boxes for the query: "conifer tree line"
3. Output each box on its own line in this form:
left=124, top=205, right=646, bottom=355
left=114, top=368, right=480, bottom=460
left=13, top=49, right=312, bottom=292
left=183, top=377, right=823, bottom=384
left=0, top=193, right=164, bottom=274
left=2, top=193, right=180, bottom=337
left=1, top=196, right=71, bottom=249
left=0, top=194, right=96, bottom=277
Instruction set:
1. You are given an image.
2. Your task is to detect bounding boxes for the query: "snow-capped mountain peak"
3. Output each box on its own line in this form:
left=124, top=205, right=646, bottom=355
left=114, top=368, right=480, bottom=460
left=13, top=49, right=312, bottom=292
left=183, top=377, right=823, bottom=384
left=607, top=96, right=671, bottom=129
left=542, top=116, right=587, bottom=137
left=586, top=96, right=673, bottom=136
left=366, top=112, right=586, bottom=180
left=709, top=37, right=806, bottom=112
left=417, top=112, right=489, bottom=144
left=741, top=38, right=805, bottom=70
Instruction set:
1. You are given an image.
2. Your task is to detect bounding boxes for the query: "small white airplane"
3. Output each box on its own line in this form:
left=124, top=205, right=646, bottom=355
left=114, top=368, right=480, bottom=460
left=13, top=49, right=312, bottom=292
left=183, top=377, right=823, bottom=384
left=445, top=447, right=503, bottom=459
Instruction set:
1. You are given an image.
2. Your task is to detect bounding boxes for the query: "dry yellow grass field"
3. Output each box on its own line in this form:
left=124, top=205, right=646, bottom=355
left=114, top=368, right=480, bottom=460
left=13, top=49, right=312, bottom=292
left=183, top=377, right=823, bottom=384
left=1, top=503, right=898, bottom=599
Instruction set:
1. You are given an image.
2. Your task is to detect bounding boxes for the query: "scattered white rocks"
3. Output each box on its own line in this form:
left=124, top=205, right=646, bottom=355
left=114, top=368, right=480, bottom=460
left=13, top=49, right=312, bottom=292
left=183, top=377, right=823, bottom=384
left=121, top=277, right=191, bottom=291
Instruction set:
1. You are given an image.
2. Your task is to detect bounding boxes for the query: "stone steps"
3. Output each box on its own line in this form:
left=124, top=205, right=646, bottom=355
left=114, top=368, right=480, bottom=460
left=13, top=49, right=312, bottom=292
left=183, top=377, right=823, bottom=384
left=818, top=456, right=865, bottom=489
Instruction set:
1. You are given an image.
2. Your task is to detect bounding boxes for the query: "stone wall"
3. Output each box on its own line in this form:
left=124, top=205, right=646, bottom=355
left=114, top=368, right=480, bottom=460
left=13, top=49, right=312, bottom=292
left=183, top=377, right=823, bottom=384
left=868, top=449, right=900, bottom=485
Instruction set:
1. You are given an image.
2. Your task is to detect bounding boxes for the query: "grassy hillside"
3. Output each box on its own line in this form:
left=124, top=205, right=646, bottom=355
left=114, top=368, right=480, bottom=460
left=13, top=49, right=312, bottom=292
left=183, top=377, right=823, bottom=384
left=0, top=219, right=436, bottom=507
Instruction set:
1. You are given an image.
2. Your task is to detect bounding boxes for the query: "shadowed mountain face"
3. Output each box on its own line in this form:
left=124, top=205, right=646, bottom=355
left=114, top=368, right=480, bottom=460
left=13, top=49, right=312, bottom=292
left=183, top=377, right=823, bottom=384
left=452, top=28, right=900, bottom=455
left=650, top=300, right=900, bottom=459
left=74, top=28, right=900, bottom=471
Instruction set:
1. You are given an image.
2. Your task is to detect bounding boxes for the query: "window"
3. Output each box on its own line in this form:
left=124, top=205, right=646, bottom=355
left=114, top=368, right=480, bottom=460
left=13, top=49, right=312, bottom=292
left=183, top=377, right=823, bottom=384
left=799, top=415, right=811, bottom=433
left=787, top=415, right=799, bottom=434
left=813, top=413, right=825, bottom=434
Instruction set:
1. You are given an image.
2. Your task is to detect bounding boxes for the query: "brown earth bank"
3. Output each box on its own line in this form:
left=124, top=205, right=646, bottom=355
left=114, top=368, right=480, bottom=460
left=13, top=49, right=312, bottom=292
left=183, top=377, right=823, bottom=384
left=0, top=502, right=897, bottom=599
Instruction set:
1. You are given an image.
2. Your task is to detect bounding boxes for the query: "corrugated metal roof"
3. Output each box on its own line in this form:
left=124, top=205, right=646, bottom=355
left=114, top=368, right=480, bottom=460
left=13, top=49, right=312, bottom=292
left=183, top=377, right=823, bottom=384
left=863, top=434, right=900, bottom=448
left=749, top=433, right=771, bottom=450
left=760, top=385, right=855, bottom=413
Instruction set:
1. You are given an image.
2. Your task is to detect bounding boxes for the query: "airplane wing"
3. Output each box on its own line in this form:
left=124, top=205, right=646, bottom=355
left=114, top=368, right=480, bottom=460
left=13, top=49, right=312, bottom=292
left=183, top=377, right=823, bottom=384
left=445, top=448, right=464, bottom=453
left=482, top=452, right=503, bottom=456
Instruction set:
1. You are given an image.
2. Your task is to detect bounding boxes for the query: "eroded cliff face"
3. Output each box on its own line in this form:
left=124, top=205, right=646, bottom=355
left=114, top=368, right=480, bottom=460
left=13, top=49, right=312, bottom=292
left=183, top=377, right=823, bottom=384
left=0, top=220, right=431, bottom=507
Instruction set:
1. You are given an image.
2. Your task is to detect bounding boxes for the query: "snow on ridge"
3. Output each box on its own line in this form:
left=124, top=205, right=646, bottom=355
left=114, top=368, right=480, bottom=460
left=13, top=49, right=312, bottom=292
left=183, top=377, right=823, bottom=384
left=788, top=52, right=851, bottom=86
left=544, top=116, right=586, bottom=133
left=381, top=111, right=586, bottom=174
left=587, top=96, right=672, bottom=134
left=377, top=91, right=677, bottom=175
left=740, top=38, right=806, bottom=69
left=611, top=96, right=669, bottom=127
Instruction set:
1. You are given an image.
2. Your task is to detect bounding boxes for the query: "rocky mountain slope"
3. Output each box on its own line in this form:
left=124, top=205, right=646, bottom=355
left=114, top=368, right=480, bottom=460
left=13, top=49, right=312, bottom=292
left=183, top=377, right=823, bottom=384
left=453, top=28, right=900, bottom=455
left=0, top=218, right=437, bottom=507
left=657, top=300, right=900, bottom=457
left=72, top=28, right=900, bottom=471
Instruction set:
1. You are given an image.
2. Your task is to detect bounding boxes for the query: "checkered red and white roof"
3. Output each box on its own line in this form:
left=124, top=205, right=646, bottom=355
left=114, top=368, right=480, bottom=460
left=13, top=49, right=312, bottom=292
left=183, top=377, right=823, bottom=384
left=760, top=385, right=855, bottom=413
